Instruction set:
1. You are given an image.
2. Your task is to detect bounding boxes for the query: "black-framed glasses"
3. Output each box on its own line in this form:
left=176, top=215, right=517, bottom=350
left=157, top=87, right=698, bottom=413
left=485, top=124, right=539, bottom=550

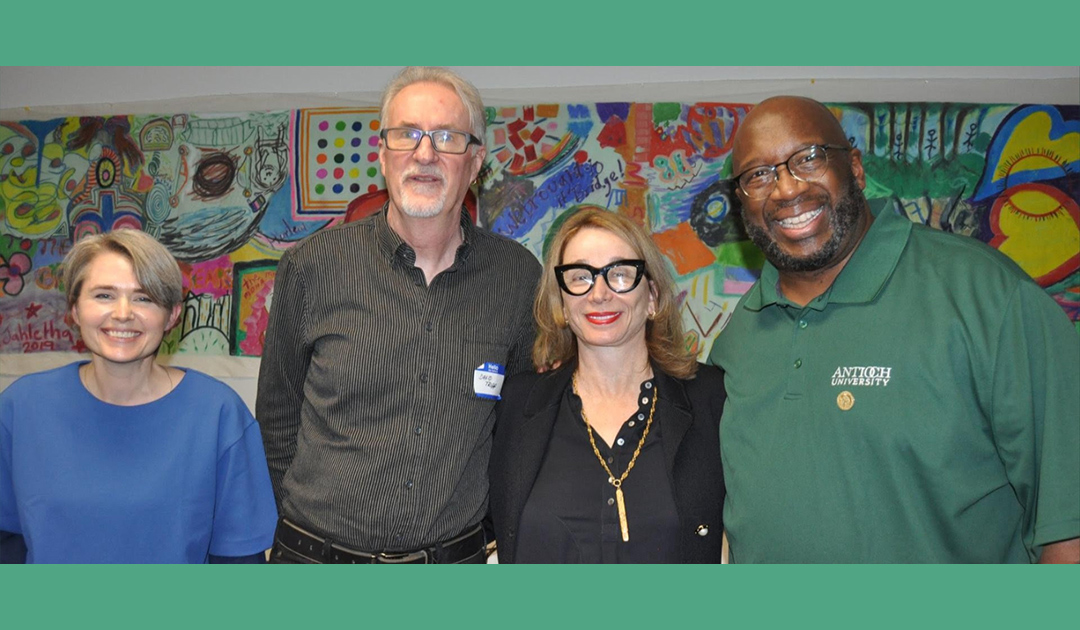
left=379, top=127, right=482, bottom=154
left=555, top=260, right=647, bottom=296
left=734, top=144, right=851, bottom=199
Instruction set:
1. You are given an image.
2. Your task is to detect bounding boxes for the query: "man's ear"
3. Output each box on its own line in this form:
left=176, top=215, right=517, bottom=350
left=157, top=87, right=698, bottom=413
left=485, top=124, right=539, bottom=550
left=849, top=147, right=866, bottom=191
left=469, top=145, right=487, bottom=183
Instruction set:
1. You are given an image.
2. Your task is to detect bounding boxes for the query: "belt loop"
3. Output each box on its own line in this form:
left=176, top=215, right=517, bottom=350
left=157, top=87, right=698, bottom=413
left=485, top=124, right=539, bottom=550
left=433, top=541, right=444, bottom=564
left=321, top=536, right=335, bottom=561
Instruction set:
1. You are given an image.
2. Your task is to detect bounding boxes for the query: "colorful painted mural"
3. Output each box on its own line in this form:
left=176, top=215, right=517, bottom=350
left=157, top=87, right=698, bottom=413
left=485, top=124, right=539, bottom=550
left=2, top=102, right=1077, bottom=361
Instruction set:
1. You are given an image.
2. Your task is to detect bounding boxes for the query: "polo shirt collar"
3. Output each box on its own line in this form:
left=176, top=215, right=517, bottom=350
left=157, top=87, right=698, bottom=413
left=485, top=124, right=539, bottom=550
left=743, top=197, right=911, bottom=311
left=374, top=203, right=476, bottom=267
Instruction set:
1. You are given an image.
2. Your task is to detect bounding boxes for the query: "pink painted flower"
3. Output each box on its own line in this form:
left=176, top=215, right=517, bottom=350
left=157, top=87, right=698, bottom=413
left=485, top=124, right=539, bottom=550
left=0, top=252, right=32, bottom=296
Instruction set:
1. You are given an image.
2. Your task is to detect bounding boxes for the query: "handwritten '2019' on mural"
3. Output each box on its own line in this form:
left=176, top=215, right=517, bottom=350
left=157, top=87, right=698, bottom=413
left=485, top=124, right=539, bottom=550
left=1, top=103, right=1077, bottom=358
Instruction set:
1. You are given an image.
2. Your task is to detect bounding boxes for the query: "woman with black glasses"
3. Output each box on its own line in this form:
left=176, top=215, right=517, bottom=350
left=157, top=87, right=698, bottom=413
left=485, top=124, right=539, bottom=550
left=489, top=207, right=725, bottom=563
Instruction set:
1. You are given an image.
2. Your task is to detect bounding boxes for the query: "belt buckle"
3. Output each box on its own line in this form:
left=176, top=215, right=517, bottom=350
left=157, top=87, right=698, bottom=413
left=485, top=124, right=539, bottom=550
left=376, top=549, right=430, bottom=564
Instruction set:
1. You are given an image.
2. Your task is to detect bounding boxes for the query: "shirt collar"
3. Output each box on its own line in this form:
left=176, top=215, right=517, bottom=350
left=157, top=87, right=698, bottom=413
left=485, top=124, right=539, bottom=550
left=374, top=203, right=476, bottom=268
left=742, top=197, right=911, bottom=312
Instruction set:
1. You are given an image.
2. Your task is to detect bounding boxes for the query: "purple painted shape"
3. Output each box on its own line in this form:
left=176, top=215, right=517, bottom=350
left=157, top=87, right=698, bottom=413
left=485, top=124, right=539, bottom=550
left=596, top=103, right=631, bottom=122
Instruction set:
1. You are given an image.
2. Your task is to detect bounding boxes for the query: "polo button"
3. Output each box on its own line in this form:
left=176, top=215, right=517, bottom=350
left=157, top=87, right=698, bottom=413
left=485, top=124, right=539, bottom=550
left=799, top=319, right=808, bottom=329
left=794, top=359, right=802, bottom=369
left=696, top=525, right=710, bottom=537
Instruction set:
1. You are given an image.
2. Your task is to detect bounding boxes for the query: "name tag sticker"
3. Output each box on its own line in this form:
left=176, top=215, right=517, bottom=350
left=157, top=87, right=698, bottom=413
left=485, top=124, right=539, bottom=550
left=473, top=362, right=505, bottom=400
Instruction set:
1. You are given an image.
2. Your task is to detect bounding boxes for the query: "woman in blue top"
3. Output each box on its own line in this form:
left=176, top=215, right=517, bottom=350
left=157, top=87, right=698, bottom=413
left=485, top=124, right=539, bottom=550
left=0, top=229, right=277, bottom=563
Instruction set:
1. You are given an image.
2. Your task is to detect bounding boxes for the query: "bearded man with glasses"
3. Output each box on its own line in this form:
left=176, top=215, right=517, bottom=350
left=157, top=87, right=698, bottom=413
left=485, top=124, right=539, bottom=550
left=708, top=96, right=1079, bottom=563
left=258, top=67, right=541, bottom=563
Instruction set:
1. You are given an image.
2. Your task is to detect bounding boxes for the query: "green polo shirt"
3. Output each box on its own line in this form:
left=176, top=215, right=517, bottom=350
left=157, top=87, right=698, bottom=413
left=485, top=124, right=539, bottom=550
left=709, top=200, right=1080, bottom=563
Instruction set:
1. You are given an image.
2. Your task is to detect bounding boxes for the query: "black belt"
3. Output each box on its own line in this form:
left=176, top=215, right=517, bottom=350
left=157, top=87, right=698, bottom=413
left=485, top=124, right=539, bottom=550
left=275, top=519, right=486, bottom=564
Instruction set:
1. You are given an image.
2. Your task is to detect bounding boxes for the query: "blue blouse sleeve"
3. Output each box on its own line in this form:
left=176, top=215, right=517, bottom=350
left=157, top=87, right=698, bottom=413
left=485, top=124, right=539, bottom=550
left=209, top=414, right=278, bottom=557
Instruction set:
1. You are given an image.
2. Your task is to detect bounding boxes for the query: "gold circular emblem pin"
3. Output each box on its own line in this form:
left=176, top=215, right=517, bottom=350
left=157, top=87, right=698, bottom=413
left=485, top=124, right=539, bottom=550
left=837, top=390, right=855, bottom=411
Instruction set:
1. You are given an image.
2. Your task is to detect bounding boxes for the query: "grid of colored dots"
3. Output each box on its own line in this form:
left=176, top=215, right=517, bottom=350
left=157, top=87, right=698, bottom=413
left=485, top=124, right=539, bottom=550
left=311, top=116, right=386, bottom=197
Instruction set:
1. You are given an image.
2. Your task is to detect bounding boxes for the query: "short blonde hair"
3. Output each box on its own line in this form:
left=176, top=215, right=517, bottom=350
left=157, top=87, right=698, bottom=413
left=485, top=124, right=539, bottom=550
left=380, top=66, right=486, bottom=139
left=64, top=229, right=183, bottom=311
left=533, top=207, right=698, bottom=379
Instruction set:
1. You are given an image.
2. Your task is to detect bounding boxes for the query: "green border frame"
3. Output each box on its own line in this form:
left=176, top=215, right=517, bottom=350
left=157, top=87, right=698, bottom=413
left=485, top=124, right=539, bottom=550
left=3, top=3, right=1078, bottom=627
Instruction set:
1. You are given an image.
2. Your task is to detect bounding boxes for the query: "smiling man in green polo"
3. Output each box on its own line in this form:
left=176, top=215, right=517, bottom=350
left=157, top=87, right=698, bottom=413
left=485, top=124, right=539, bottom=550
left=708, top=96, right=1079, bottom=563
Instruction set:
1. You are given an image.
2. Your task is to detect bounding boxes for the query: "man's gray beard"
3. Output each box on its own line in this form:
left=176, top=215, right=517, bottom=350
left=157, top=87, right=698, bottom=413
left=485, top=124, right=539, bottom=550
left=743, top=177, right=865, bottom=273
left=398, top=168, right=448, bottom=218
left=398, top=190, right=447, bottom=218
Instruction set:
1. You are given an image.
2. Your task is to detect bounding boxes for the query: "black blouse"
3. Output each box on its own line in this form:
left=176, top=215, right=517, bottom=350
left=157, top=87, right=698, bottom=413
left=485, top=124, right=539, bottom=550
left=514, top=379, right=680, bottom=563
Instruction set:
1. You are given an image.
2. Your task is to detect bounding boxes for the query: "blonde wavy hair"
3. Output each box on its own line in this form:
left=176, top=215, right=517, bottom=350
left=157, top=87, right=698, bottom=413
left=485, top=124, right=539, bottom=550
left=533, top=207, right=698, bottom=379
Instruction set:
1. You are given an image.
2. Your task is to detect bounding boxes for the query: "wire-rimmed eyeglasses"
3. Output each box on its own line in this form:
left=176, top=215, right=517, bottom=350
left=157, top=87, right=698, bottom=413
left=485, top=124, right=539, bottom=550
left=555, top=260, right=647, bottom=296
left=734, top=144, right=851, bottom=199
left=379, top=127, right=482, bottom=154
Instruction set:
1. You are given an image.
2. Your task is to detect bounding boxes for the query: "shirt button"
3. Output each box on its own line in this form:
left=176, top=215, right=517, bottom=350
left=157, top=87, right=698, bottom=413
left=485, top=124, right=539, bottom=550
left=641, top=397, right=648, bottom=404
left=414, top=427, right=422, bottom=435
left=799, top=319, right=808, bottom=329
left=793, top=359, right=802, bottom=369
left=637, top=413, right=645, bottom=421
left=425, top=322, right=434, bottom=332
left=616, top=438, right=625, bottom=446
left=628, top=420, right=636, bottom=427
left=606, top=456, right=614, bottom=464
left=419, top=373, right=429, bottom=383
left=405, top=480, right=413, bottom=489
left=607, top=498, right=615, bottom=506
left=644, top=382, right=652, bottom=389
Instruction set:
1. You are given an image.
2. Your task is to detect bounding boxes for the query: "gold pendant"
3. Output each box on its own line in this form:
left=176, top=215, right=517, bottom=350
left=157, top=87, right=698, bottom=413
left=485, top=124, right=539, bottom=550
left=615, top=486, right=629, bottom=542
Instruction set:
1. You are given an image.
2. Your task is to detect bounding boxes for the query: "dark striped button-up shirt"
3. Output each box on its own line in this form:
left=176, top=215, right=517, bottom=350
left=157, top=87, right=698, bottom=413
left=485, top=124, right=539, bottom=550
left=257, top=207, right=540, bottom=551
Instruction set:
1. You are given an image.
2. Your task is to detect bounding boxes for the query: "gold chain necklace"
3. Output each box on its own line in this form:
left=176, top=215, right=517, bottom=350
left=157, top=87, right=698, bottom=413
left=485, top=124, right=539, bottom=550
left=572, top=371, right=657, bottom=543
